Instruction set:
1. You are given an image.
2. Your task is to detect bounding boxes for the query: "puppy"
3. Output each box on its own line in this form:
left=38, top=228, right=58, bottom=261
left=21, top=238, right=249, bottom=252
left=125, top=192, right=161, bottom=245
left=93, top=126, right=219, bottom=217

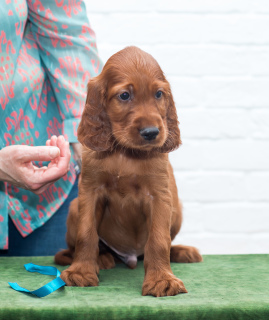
left=55, top=46, right=202, bottom=297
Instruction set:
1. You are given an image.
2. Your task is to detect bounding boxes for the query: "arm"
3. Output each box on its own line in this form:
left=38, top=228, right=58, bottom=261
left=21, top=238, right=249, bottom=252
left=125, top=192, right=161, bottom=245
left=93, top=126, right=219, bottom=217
left=27, top=0, right=102, bottom=155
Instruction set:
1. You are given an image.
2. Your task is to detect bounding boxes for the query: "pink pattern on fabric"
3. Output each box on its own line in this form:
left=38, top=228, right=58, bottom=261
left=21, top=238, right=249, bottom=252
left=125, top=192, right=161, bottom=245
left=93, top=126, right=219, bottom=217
left=14, top=218, right=33, bottom=236
left=18, top=44, right=39, bottom=66
left=0, top=81, right=15, bottom=110
left=80, top=23, right=97, bottom=49
left=0, top=31, right=16, bottom=54
left=29, top=82, right=47, bottom=118
left=71, top=99, right=84, bottom=117
left=47, top=117, right=63, bottom=138
left=91, top=59, right=100, bottom=75
left=15, top=21, right=25, bottom=39
left=6, top=109, right=34, bottom=131
left=37, top=204, right=49, bottom=219
left=58, top=56, right=83, bottom=78
left=21, top=209, right=32, bottom=222
left=39, top=186, right=56, bottom=204
left=55, top=0, right=82, bottom=18
left=28, top=0, right=45, bottom=13
left=57, top=186, right=68, bottom=200
left=63, top=94, right=75, bottom=113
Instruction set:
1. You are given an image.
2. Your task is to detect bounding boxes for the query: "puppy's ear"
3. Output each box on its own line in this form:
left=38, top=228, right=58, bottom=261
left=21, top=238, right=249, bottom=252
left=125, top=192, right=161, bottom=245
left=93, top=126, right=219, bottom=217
left=159, top=88, right=181, bottom=153
left=77, top=76, right=113, bottom=152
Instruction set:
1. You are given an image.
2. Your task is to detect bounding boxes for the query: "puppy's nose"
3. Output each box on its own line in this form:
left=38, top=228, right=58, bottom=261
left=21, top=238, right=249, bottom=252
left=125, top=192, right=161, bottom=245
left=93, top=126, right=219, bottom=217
left=140, top=127, right=159, bottom=141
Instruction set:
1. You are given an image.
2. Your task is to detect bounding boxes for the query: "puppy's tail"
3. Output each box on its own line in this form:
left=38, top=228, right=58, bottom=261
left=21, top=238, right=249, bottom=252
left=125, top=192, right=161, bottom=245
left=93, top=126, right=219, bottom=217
left=54, top=249, right=73, bottom=266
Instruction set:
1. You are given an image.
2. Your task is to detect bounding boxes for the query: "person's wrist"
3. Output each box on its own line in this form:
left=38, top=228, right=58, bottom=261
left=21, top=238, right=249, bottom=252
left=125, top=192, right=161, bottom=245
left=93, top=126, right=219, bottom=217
left=0, top=148, right=9, bottom=182
left=70, top=143, right=81, bottom=160
left=70, top=143, right=82, bottom=174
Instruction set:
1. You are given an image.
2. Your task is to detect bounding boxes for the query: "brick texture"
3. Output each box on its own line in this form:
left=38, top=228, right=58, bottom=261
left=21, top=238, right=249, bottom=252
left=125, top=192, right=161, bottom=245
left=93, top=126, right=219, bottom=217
left=85, top=0, right=269, bottom=254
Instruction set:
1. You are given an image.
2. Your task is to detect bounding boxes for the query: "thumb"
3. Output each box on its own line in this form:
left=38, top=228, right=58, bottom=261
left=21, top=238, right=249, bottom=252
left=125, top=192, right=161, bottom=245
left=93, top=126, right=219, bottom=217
left=19, top=146, right=60, bottom=162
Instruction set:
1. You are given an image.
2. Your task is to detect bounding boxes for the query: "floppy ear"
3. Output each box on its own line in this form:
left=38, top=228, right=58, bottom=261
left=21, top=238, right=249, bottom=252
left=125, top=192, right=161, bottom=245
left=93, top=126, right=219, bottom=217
left=77, top=76, right=113, bottom=152
left=159, top=88, right=181, bottom=153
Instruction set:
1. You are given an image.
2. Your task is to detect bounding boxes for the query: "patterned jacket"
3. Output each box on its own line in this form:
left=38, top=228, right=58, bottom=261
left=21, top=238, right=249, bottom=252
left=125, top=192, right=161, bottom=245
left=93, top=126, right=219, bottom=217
left=0, top=0, right=102, bottom=249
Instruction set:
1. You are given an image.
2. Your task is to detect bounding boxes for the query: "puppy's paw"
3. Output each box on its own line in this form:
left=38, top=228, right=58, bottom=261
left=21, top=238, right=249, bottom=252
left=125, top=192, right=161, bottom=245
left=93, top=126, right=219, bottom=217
left=142, top=273, right=187, bottom=297
left=98, top=252, right=115, bottom=270
left=170, top=245, right=203, bottom=263
left=61, top=264, right=99, bottom=287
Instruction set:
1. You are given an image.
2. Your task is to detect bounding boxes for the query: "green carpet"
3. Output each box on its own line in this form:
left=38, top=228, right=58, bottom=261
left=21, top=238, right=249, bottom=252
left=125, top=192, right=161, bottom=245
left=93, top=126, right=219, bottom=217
left=0, top=255, right=268, bottom=320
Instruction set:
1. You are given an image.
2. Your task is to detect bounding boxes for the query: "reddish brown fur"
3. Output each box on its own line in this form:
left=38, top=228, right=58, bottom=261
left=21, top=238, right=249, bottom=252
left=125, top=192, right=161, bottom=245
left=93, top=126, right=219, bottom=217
left=55, top=46, right=202, bottom=297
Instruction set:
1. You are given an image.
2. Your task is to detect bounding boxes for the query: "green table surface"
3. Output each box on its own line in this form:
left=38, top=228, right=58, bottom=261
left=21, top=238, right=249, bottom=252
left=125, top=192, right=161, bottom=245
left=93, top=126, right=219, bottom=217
left=0, top=255, right=268, bottom=320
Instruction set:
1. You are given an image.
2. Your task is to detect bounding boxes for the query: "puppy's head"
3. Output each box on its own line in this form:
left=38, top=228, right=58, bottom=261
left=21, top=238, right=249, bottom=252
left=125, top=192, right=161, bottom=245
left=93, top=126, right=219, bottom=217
left=78, top=46, right=181, bottom=153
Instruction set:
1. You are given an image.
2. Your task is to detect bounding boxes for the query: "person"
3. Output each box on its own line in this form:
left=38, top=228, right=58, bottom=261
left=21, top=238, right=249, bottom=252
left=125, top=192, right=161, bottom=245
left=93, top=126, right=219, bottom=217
left=0, top=0, right=103, bottom=255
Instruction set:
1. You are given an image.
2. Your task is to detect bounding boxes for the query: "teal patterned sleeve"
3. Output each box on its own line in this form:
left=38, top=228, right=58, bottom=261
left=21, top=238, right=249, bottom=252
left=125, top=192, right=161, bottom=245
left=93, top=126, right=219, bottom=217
left=27, top=0, right=103, bottom=143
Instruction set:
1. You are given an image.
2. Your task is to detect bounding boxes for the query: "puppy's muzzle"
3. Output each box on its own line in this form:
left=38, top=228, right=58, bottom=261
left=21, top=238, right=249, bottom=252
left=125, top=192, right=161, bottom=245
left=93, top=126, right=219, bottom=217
left=140, top=127, right=159, bottom=141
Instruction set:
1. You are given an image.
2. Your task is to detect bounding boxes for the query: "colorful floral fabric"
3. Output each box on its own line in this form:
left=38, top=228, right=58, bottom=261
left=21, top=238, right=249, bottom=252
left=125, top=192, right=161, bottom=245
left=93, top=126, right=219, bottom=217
left=0, top=0, right=102, bottom=249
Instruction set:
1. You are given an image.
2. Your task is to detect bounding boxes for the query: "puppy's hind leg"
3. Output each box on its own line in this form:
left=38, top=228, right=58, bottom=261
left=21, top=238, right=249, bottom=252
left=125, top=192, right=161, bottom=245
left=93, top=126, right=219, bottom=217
left=170, top=199, right=202, bottom=264
left=170, top=245, right=203, bottom=263
left=54, top=248, right=74, bottom=266
left=98, top=252, right=116, bottom=270
left=55, top=245, right=116, bottom=270
left=98, top=241, right=116, bottom=270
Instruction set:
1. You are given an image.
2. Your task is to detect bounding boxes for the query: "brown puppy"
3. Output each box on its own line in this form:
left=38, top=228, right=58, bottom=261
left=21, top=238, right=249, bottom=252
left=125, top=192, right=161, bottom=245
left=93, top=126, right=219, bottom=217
left=55, top=46, right=202, bottom=297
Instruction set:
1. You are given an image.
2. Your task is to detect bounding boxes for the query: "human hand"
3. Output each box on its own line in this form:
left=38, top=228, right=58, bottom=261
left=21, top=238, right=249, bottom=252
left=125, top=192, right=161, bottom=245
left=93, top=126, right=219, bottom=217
left=0, top=136, right=71, bottom=194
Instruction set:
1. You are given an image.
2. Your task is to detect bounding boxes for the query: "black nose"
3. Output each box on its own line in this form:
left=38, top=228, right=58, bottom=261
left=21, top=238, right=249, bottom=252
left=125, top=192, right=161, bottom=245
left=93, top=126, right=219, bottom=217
left=140, top=127, right=159, bottom=141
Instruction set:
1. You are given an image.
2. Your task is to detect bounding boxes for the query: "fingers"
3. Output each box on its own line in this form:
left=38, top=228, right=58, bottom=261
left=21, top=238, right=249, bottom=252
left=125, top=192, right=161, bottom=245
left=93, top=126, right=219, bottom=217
left=46, top=136, right=70, bottom=158
left=50, top=135, right=58, bottom=147
left=19, top=145, right=60, bottom=162
left=57, top=135, right=69, bottom=157
left=46, top=135, right=61, bottom=149
left=56, top=136, right=71, bottom=169
left=47, top=136, right=64, bottom=168
left=32, top=136, right=71, bottom=185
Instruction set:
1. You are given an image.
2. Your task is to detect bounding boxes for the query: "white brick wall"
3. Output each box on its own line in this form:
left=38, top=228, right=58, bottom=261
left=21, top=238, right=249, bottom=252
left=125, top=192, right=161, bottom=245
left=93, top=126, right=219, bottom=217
left=84, top=0, right=269, bottom=254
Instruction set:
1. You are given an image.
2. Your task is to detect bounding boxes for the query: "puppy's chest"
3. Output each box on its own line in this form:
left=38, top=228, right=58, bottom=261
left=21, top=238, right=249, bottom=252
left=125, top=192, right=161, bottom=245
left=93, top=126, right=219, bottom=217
left=98, top=172, right=150, bottom=263
left=100, top=172, right=146, bottom=198
left=92, top=154, right=162, bottom=200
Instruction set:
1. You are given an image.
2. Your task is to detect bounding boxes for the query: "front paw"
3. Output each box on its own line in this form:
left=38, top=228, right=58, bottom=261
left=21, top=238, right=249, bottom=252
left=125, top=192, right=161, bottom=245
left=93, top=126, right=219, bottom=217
left=61, top=264, right=99, bottom=287
left=142, top=273, right=187, bottom=297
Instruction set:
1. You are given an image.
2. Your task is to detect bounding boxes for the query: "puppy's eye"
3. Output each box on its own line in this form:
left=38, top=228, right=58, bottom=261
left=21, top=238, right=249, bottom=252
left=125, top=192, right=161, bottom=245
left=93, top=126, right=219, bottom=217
left=155, top=91, right=163, bottom=99
left=119, top=92, right=130, bottom=101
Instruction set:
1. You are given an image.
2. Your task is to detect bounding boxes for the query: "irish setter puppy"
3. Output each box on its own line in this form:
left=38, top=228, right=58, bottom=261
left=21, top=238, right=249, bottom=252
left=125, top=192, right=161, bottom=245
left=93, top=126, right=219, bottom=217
left=55, top=46, right=202, bottom=297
